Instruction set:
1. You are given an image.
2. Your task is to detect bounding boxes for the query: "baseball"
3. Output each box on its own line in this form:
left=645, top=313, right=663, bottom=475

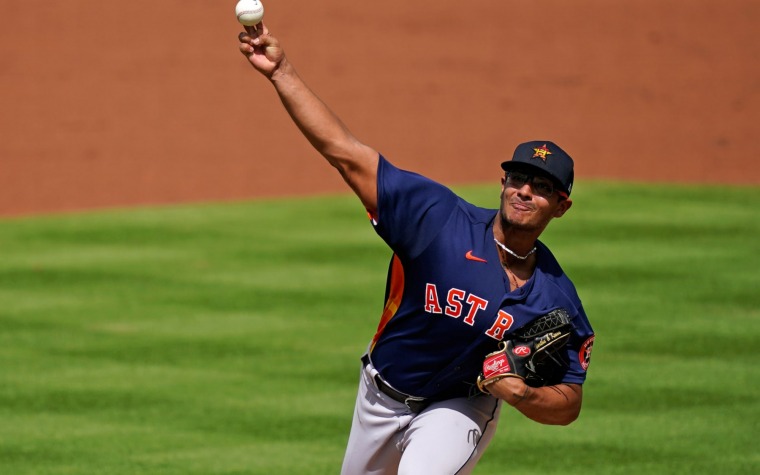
left=235, top=0, right=264, bottom=26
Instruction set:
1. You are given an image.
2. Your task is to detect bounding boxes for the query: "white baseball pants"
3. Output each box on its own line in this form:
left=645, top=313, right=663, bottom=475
left=340, top=356, right=502, bottom=475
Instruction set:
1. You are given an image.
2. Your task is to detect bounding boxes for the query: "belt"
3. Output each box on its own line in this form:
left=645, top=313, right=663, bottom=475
left=361, top=354, right=429, bottom=413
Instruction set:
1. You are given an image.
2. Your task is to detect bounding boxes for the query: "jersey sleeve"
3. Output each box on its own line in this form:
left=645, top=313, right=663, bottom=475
left=562, top=305, right=595, bottom=384
left=532, top=249, right=595, bottom=386
left=544, top=305, right=594, bottom=386
left=371, top=155, right=459, bottom=259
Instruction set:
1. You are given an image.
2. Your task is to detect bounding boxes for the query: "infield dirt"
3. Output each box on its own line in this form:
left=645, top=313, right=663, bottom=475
left=1, top=0, right=758, bottom=216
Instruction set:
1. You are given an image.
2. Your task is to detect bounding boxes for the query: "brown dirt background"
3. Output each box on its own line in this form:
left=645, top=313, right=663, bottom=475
left=1, top=0, right=758, bottom=217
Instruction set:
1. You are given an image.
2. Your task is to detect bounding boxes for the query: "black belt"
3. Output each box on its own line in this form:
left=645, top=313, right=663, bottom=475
left=361, top=354, right=429, bottom=413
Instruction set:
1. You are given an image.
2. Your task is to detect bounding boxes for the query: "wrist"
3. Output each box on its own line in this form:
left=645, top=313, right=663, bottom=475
left=491, top=377, right=530, bottom=406
left=269, top=56, right=292, bottom=82
left=512, top=384, right=530, bottom=406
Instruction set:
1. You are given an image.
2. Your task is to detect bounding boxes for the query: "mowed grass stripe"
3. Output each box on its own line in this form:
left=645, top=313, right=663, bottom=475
left=1, top=181, right=758, bottom=474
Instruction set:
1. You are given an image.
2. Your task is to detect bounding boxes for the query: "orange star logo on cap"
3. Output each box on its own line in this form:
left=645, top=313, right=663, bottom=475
left=532, top=144, right=552, bottom=161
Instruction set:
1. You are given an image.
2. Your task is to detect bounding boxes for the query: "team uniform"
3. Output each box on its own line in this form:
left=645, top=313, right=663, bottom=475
left=341, top=155, right=595, bottom=475
left=235, top=23, right=593, bottom=475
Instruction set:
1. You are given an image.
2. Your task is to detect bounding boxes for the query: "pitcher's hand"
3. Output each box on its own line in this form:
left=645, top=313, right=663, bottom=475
left=238, top=23, right=284, bottom=78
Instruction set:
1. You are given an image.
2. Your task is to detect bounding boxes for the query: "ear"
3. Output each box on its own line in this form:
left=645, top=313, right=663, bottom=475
left=553, top=198, right=573, bottom=218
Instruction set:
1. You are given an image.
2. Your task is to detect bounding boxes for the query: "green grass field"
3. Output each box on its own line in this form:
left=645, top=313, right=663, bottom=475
left=1, top=181, right=758, bottom=474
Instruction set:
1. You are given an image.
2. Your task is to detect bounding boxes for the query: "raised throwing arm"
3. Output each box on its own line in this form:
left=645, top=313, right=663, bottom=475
left=238, top=24, right=379, bottom=214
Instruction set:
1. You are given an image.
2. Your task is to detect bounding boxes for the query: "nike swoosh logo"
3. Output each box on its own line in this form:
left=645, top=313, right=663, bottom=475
left=465, top=250, right=487, bottom=263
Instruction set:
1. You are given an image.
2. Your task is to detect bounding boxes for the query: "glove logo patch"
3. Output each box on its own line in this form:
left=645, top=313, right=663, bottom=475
left=512, top=345, right=531, bottom=357
left=483, top=353, right=510, bottom=377
left=579, top=335, right=595, bottom=371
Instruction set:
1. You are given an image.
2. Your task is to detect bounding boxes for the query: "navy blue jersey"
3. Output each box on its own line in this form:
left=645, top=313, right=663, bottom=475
left=367, top=155, right=595, bottom=400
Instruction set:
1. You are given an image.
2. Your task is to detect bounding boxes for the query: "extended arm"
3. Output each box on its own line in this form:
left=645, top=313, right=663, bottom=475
left=488, top=377, right=582, bottom=425
left=238, top=24, right=379, bottom=214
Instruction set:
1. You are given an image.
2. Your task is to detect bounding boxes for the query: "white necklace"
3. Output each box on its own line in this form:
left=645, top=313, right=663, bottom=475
left=493, top=238, right=536, bottom=260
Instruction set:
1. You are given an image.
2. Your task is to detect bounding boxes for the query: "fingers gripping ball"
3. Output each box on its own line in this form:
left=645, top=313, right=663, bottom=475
left=477, top=308, right=573, bottom=394
left=236, top=0, right=264, bottom=26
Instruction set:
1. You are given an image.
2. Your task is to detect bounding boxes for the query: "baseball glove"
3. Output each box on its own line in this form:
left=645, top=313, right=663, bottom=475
left=477, top=308, right=573, bottom=393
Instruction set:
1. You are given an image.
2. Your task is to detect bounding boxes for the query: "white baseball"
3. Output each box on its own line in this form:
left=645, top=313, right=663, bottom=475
left=235, top=0, right=264, bottom=26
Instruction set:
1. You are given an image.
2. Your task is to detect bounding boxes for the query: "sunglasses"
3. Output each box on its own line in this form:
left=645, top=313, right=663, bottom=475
left=505, top=171, right=566, bottom=199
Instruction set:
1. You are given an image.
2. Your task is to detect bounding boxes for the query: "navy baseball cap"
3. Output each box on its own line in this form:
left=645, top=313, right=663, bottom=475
left=501, top=141, right=575, bottom=196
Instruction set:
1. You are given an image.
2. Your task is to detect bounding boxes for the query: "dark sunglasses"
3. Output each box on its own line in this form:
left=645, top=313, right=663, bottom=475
left=505, top=171, right=566, bottom=199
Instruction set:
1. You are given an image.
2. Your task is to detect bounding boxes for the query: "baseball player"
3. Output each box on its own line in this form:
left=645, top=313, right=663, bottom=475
left=238, top=22, right=594, bottom=475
